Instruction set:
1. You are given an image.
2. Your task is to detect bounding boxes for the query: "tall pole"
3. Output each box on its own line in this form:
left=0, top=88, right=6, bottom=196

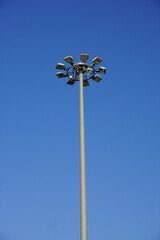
left=56, top=54, right=106, bottom=240
left=79, top=72, right=88, bottom=240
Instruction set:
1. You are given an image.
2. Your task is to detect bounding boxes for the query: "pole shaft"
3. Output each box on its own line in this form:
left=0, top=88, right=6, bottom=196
left=79, top=72, right=88, bottom=240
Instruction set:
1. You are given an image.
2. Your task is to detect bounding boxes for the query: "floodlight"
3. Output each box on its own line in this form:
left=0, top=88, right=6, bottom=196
left=66, top=79, right=75, bottom=85
left=83, top=81, right=89, bottom=87
left=92, top=75, right=102, bottom=82
left=56, top=63, right=67, bottom=70
left=64, top=56, right=74, bottom=65
left=66, top=75, right=75, bottom=85
left=92, top=56, right=103, bottom=65
left=56, top=71, right=67, bottom=78
left=97, top=66, right=106, bottom=74
left=80, top=54, right=89, bottom=61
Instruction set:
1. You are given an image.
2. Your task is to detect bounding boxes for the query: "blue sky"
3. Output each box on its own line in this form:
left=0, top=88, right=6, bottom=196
left=0, top=0, right=160, bottom=240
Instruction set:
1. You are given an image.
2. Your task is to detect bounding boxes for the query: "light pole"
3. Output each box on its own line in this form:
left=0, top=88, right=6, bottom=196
left=56, top=54, right=106, bottom=240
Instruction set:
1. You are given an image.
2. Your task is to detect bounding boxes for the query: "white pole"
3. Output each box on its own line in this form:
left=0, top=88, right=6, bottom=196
left=79, top=72, right=88, bottom=240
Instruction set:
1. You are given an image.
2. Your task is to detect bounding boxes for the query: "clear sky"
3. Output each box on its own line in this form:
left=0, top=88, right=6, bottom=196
left=0, top=0, right=160, bottom=240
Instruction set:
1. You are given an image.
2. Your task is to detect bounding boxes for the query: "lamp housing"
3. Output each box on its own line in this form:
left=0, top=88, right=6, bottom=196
left=80, top=54, right=89, bottom=62
left=66, top=75, right=75, bottom=85
left=83, top=81, right=89, bottom=87
left=92, top=74, right=102, bottom=82
left=98, top=66, right=106, bottom=74
left=64, top=56, right=74, bottom=65
left=92, top=56, right=103, bottom=65
left=56, top=72, right=67, bottom=78
left=66, top=79, right=75, bottom=85
left=56, top=63, right=67, bottom=70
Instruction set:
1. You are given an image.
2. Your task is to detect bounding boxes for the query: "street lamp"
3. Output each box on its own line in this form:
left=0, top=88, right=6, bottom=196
left=56, top=54, right=106, bottom=240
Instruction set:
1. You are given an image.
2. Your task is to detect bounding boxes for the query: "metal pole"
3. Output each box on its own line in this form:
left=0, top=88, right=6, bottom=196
left=79, top=72, right=88, bottom=240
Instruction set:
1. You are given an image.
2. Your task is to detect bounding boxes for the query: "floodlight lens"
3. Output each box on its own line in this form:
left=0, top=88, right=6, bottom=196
left=99, top=66, right=106, bottom=74
left=80, top=54, right=89, bottom=61
left=56, top=63, right=66, bottom=70
left=92, top=57, right=103, bottom=65
left=83, top=81, right=89, bottom=87
left=66, top=79, right=75, bottom=85
left=56, top=72, right=67, bottom=78
left=64, top=56, right=74, bottom=63
left=92, top=74, right=102, bottom=82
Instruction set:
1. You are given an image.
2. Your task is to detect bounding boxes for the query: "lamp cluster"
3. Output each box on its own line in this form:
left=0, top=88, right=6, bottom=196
left=56, top=54, right=106, bottom=86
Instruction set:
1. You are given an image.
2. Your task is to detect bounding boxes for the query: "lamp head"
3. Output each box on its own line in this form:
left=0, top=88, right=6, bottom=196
left=97, top=66, right=106, bottom=74
left=66, top=75, right=75, bottom=85
left=56, top=71, right=67, bottom=78
left=80, top=54, right=89, bottom=62
left=64, top=56, right=74, bottom=65
left=83, top=81, right=89, bottom=87
left=92, top=56, right=103, bottom=65
left=92, top=74, right=102, bottom=82
left=56, top=63, right=67, bottom=70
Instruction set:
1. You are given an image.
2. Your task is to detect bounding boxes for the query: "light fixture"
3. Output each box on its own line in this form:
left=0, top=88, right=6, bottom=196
left=56, top=54, right=106, bottom=86
left=66, top=75, right=75, bottom=85
left=56, top=72, right=67, bottom=78
left=64, top=56, right=74, bottom=65
left=80, top=54, right=89, bottom=61
left=92, top=74, right=102, bottom=82
left=55, top=54, right=108, bottom=240
left=97, top=66, right=106, bottom=74
left=92, top=56, right=103, bottom=65
left=83, top=81, right=89, bottom=87
left=56, top=63, right=67, bottom=70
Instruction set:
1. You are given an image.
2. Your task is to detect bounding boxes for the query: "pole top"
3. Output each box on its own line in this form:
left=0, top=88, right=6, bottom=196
left=55, top=53, right=106, bottom=86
